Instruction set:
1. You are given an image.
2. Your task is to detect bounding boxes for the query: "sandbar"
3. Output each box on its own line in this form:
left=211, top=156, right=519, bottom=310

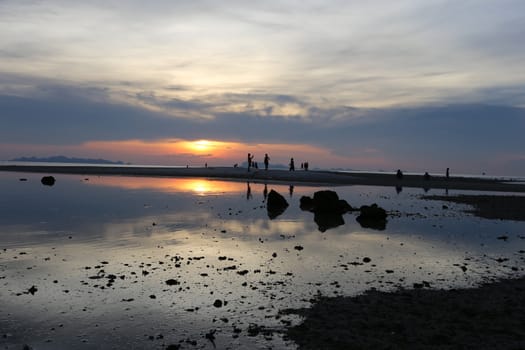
left=1, top=164, right=525, bottom=192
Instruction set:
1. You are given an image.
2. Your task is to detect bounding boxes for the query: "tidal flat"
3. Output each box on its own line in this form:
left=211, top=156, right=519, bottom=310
left=1, top=172, right=524, bottom=349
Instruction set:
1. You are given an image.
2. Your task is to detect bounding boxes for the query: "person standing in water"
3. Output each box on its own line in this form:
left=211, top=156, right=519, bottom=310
left=264, top=153, right=270, bottom=170
left=289, top=158, right=295, bottom=171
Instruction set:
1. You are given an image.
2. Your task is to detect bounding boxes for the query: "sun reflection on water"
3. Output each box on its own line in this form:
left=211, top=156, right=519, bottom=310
left=86, top=176, right=246, bottom=194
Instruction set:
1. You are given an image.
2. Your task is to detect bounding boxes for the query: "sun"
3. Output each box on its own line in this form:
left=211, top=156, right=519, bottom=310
left=190, top=140, right=212, bottom=152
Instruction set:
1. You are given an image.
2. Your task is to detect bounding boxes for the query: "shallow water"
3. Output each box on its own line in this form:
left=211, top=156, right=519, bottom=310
left=1, top=172, right=524, bottom=349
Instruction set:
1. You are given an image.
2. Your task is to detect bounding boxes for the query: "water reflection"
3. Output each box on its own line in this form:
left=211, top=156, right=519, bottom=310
left=88, top=176, right=247, bottom=195
left=1, top=172, right=525, bottom=349
left=246, top=181, right=252, bottom=200
left=313, top=212, right=345, bottom=232
left=263, top=183, right=268, bottom=202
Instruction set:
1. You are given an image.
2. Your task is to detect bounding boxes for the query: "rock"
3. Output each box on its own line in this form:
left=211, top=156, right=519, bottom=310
left=310, top=190, right=352, bottom=214
left=213, top=299, right=223, bottom=308
left=41, top=176, right=55, bottom=186
left=299, top=196, right=315, bottom=211
left=356, top=204, right=388, bottom=230
left=267, top=190, right=289, bottom=219
left=165, top=279, right=180, bottom=286
left=28, top=285, right=38, bottom=295
left=300, top=190, right=353, bottom=232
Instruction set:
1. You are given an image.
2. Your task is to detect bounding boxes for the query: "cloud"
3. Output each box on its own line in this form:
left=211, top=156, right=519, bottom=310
left=1, top=81, right=525, bottom=174
left=2, top=1, right=525, bottom=107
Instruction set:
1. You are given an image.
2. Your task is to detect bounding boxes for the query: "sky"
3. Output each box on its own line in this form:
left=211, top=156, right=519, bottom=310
left=1, top=0, right=525, bottom=175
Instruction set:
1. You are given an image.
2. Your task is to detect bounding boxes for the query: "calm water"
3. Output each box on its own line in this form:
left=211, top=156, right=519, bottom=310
left=1, top=172, right=524, bottom=349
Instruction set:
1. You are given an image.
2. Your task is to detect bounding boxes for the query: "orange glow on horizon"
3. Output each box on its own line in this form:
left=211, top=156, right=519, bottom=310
left=3, top=138, right=379, bottom=169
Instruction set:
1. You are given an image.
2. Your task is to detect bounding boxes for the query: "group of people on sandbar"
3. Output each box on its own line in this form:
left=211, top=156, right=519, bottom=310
left=247, top=153, right=271, bottom=172
left=246, top=153, right=309, bottom=172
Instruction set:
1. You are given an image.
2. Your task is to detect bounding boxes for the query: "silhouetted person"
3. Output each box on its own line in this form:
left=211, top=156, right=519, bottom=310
left=247, top=153, right=254, bottom=172
left=301, top=162, right=304, bottom=170
left=396, top=169, right=403, bottom=179
left=446, top=167, right=450, bottom=179
left=289, top=185, right=294, bottom=197
left=304, top=161, right=309, bottom=171
left=264, top=154, right=270, bottom=170
left=289, top=158, right=295, bottom=171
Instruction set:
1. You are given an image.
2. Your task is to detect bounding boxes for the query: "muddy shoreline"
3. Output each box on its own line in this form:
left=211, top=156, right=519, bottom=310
left=283, top=276, right=525, bottom=349
left=422, top=194, right=525, bottom=221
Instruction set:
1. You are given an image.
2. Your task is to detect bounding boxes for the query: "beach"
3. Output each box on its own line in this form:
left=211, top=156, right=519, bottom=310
left=1, top=167, right=525, bottom=349
left=1, top=164, right=525, bottom=192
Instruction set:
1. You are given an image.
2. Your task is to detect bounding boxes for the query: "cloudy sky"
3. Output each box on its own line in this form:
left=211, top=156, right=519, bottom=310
left=1, top=0, right=525, bottom=175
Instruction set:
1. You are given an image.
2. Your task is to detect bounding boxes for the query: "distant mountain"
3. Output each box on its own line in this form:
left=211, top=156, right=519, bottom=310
left=10, top=155, right=127, bottom=165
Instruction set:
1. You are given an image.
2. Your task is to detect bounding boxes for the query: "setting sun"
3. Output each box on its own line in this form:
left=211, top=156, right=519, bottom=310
left=191, top=140, right=212, bottom=152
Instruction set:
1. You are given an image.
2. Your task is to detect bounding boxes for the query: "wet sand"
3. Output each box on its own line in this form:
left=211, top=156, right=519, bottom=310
left=282, top=193, right=525, bottom=349
left=423, top=194, right=525, bottom=221
left=1, top=164, right=525, bottom=192
left=283, top=277, right=525, bottom=350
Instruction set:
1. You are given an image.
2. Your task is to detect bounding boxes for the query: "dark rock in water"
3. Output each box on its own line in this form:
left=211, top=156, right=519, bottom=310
left=357, top=204, right=388, bottom=230
left=19, top=178, right=28, bottom=182
left=267, top=190, right=289, bottom=219
left=213, top=299, right=223, bottom=308
left=165, top=279, right=180, bottom=286
left=28, top=285, right=38, bottom=295
left=312, top=190, right=352, bottom=213
left=299, top=196, right=315, bottom=211
left=300, top=190, right=352, bottom=231
left=41, top=176, right=56, bottom=186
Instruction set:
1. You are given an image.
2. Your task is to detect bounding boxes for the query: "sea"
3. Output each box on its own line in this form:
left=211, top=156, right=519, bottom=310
left=1, top=167, right=524, bottom=349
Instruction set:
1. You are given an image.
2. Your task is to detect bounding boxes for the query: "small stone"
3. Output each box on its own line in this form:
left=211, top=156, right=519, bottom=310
left=165, top=279, right=180, bottom=286
left=213, top=299, right=223, bottom=308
